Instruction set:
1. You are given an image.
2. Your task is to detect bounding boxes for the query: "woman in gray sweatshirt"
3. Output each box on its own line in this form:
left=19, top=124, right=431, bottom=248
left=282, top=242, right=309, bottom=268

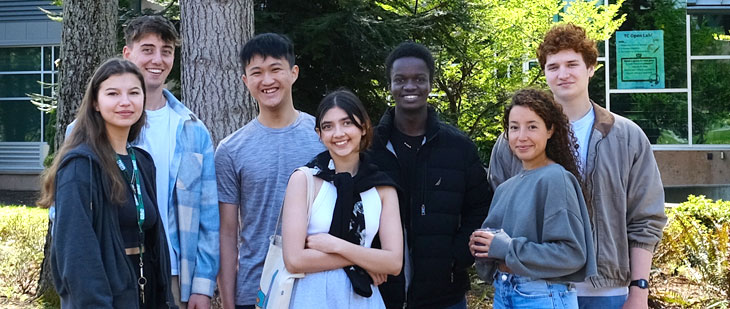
left=470, top=89, right=596, bottom=308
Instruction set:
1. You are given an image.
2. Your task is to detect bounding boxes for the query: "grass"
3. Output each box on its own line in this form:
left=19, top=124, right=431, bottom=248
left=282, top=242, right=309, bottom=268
left=0, top=205, right=56, bottom=309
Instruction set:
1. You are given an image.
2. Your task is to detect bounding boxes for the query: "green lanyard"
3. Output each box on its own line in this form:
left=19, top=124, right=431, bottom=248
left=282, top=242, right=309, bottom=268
left=116, top=146, right=147, bottom=303
left=117, top=147, right=145, bottom=232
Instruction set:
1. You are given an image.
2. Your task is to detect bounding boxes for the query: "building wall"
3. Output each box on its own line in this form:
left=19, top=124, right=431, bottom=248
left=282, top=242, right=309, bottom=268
left=0, top=0, right=62, bottom=46
left=0, top=1, right=61, bottom=191
left=0, top=174, right=41, bottom=191
left=656, top=150, right=730, bottom=186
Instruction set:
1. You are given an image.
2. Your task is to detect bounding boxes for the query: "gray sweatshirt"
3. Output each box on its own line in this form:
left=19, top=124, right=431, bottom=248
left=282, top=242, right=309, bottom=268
left=476, top=163, right=597, bottom=284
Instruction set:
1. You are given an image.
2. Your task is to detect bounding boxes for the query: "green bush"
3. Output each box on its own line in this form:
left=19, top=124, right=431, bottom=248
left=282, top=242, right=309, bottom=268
left=0, top=206, right=48, bottom=300
left=654, top=195, right=730, bottom=306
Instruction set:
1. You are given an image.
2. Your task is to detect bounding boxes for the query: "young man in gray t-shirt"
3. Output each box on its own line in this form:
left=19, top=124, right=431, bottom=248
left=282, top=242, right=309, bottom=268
left=216, top=33, right=324, bottom=309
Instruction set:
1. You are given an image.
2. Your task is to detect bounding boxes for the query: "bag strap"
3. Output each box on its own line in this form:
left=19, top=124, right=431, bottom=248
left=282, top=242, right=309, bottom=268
left=300, top=166, right=315, bottom=222
left=273, top=166, right=315, bottom=236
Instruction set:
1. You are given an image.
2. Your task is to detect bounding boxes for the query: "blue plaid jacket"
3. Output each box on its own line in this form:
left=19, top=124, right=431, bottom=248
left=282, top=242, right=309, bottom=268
left=139, top=90, right=220, bottom=300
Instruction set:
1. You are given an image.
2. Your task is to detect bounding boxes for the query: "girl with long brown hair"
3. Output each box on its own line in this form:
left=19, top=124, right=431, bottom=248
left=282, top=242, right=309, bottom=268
left=38, top=58, right=174, bottom=308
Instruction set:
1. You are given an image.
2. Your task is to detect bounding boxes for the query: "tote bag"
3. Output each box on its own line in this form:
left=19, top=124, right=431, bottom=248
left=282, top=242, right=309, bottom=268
left=255, top=167, right=315, bottom=309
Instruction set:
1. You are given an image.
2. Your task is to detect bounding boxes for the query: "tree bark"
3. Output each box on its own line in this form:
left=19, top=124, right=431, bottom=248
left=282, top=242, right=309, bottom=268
left=180, top=0, right=256, bottom=146
left=38, top=0, right=118, bottom=299
left=54, top=1, right=118, bottom=151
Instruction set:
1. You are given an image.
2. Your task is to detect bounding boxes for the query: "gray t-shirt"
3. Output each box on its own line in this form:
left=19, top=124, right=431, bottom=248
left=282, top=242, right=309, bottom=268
left=215, top=112, right=324, bottom=305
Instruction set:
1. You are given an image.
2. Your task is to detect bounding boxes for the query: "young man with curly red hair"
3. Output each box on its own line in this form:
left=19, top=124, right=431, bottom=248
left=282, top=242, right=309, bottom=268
left=488, top=23, right=667, bottom=309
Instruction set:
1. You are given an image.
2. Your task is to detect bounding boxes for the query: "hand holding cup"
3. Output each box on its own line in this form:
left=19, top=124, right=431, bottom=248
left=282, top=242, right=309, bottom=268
left=469, top=227, right=501, bottom=260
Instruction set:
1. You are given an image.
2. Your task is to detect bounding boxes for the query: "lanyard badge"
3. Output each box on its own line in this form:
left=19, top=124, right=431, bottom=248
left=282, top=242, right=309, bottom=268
left=116, top=147, right=147, bottom=303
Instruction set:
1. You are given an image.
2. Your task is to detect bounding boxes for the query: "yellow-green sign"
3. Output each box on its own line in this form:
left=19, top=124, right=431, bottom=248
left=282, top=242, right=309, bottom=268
left=616, top=30, right=665, bottom=89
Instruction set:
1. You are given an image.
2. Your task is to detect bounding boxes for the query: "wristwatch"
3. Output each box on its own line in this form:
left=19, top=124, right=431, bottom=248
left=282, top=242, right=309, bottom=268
left=629, top=279, right=649, bottom=289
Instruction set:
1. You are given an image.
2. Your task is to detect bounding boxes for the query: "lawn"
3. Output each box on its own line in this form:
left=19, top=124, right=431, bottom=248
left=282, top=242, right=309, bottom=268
left=0, top=205, right=54, bottom=308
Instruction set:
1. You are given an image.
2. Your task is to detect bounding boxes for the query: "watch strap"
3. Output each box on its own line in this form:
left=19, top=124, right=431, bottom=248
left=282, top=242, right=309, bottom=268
left=629, top=279, right=649, bottom=289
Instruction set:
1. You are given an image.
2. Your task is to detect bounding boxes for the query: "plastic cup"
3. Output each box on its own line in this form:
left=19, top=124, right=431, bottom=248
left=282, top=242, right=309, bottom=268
left=474, top=227, right=502, bottom=260
left=476, top=227, right=502, bottom=234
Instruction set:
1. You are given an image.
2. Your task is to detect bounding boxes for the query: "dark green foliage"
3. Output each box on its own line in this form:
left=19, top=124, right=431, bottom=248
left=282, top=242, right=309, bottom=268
left=253, top=0, right=471, bottom=124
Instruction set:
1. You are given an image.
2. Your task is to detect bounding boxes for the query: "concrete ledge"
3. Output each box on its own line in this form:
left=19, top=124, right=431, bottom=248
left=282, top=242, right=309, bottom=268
left=655, top=150, right=729, bottom=186
left=0, top=173, right=41, bottom=191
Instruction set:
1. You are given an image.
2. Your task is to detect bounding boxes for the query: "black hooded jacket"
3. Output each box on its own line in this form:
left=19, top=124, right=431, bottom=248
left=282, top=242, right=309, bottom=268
left=369, top=107, right=492, bottom=308
left=50, top=143, right=175, bottom=308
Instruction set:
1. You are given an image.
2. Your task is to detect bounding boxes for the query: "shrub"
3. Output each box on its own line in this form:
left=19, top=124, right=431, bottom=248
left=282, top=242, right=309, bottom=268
left=654, top=195, right=730, bottom=306
left=0, top=206, right=48, bottom=300
left=467, top=267, right=494, bottom=308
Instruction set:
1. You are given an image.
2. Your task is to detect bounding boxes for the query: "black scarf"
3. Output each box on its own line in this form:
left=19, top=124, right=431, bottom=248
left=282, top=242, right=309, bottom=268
left=306, top=151, right=397, bottom=297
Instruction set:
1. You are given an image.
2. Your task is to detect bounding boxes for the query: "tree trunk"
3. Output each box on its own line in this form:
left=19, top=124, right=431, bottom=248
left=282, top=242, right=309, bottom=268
left=54, top=1, right=118, bottom=151
left=180, top=0, right=256, bottom=146
left=38, top=0, right=118, bottom=300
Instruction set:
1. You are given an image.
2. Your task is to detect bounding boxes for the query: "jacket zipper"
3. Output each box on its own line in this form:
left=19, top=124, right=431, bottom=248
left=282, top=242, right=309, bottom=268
left=589, top=130, right=602, bottom=279
left=88, top=155, right=93, bottom=211
left=419, top=141, right=428, bottom=216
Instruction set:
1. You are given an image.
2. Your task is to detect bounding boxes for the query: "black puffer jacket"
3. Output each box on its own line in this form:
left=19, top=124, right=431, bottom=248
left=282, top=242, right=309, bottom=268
left=369, top=107, right=492, bottom=308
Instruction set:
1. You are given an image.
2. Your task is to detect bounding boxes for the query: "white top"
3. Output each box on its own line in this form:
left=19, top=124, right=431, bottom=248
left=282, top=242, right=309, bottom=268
left=575, top=281, right=629, bottom=297
left=138, top=101, right=180, bottom=275
left=571, top=105, right=595, bottom=173
left=289, top=179, right=386, bottom=308
left=307, top=181, right=382, bottom=247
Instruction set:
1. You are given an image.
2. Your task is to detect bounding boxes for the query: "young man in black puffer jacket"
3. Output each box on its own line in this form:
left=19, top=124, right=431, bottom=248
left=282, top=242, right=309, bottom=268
left=369, top=42, right=492, bottom=309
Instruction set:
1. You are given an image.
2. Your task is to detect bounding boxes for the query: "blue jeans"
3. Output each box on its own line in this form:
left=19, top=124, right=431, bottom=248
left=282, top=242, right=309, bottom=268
left=443, top=296, right=467, bottom=309
left=577, top=295, right=627, bottom=309
left=492, top=271, right=578, bottom=308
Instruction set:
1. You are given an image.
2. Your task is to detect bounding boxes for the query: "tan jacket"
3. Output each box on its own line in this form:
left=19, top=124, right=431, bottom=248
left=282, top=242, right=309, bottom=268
left=487, top=103, right=667, bottom=288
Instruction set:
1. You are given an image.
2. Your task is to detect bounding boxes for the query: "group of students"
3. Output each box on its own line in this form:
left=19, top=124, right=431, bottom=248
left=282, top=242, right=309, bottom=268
left=37, top=14, right=667, bottom=309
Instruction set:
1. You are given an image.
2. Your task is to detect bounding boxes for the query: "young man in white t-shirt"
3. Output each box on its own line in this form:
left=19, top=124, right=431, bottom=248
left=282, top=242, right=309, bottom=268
left=122, top=15, right=219, bottom=309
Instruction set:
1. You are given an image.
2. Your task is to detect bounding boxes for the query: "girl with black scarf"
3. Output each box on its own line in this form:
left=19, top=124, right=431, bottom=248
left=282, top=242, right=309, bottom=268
left=281, top=89, right=403, bottom=308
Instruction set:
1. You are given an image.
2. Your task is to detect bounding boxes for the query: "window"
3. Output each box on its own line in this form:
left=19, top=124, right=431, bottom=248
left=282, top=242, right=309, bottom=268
left=593, top=1, right=730, bottom=147
left=689, top=13, right=730, bottom=145
left=0, top=46, right=58, bottom=142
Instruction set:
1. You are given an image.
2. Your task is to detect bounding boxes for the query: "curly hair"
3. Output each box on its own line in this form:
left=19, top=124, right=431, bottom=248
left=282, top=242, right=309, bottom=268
left=502, top=89, right=582, bottom=182
left=537, top=23, right=598, bottom=70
